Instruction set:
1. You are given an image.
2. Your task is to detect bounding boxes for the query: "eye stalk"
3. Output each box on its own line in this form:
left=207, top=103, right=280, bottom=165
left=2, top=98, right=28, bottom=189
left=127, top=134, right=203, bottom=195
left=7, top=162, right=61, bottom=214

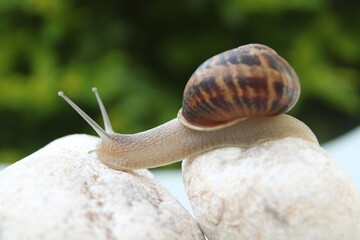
left=58, top=89, right=111, bottom=140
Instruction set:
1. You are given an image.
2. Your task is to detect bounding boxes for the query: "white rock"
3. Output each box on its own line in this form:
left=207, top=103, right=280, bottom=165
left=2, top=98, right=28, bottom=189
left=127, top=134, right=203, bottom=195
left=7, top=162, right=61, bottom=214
left=182, top=137, right=360, bottom=240
left=0, top=134, right=204, bottom=240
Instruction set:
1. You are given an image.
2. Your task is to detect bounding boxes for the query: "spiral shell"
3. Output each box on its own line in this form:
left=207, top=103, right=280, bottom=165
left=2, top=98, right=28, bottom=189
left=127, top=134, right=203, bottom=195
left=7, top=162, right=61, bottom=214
left=178, top=44, right=300, bottom=131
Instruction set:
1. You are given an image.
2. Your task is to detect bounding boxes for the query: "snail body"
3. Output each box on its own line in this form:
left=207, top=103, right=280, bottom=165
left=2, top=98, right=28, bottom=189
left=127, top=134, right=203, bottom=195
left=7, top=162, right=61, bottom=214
left=59, top=44, right=318, bottom=170
left=94, top=115, right=316, bottom=170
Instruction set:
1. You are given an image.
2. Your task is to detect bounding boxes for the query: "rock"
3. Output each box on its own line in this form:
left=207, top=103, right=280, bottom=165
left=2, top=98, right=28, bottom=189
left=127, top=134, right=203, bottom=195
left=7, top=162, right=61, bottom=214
left=0, top=134, right=204, bottom=240
left=182, top=137, right=360, bottom=240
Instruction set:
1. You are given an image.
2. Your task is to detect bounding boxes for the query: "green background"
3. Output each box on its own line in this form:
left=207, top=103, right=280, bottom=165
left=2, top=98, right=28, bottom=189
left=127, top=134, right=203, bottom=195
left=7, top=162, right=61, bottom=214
left=0, top=0, right=359, bottom=168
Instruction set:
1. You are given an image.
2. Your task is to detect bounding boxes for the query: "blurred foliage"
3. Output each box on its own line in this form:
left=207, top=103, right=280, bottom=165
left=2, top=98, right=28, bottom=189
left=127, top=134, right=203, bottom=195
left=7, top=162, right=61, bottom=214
left=0, top=0, right=359, bottom=168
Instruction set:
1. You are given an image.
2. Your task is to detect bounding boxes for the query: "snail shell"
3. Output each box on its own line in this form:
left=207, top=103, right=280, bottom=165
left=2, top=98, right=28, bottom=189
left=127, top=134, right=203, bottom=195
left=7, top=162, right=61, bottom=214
left=178, top=44, right=300, bottom=130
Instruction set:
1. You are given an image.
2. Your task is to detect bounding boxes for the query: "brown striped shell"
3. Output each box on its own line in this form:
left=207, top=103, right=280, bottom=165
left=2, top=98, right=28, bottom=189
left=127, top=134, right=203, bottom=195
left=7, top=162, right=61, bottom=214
left=177, top=44, right=301, bottom=131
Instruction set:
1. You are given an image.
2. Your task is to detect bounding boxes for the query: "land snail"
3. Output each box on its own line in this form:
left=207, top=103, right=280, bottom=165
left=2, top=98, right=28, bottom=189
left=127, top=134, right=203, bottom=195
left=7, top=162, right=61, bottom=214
left=59, top=44, right=318, bottom=170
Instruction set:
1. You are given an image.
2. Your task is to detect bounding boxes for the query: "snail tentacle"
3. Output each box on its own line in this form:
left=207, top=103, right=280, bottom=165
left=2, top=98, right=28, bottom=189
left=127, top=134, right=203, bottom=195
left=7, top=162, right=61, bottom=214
left=92, top=88, right=114, bottom=133
left=58, top=91, right=110, bottom=141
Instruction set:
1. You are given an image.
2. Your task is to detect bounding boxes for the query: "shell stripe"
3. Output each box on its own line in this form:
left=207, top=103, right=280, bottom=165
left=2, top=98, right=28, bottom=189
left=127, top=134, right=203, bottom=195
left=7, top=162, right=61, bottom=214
left=182, top=82, right=216, bottom=119
left=223, top=75, right=242, bottom=111
left=199, top=77, right=232, bottom=113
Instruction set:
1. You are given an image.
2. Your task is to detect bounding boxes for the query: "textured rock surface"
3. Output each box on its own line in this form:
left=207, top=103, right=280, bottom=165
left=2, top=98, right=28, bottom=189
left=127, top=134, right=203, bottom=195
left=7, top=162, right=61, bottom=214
left=183, top=137, right=360, bottom=240
left=0, top=134, right=204, bottom=240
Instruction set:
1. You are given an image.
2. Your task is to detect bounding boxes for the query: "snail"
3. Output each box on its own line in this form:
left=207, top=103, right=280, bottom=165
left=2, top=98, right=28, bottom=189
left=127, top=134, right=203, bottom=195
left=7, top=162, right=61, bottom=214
left=58, top=44, right=318, bottom=170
